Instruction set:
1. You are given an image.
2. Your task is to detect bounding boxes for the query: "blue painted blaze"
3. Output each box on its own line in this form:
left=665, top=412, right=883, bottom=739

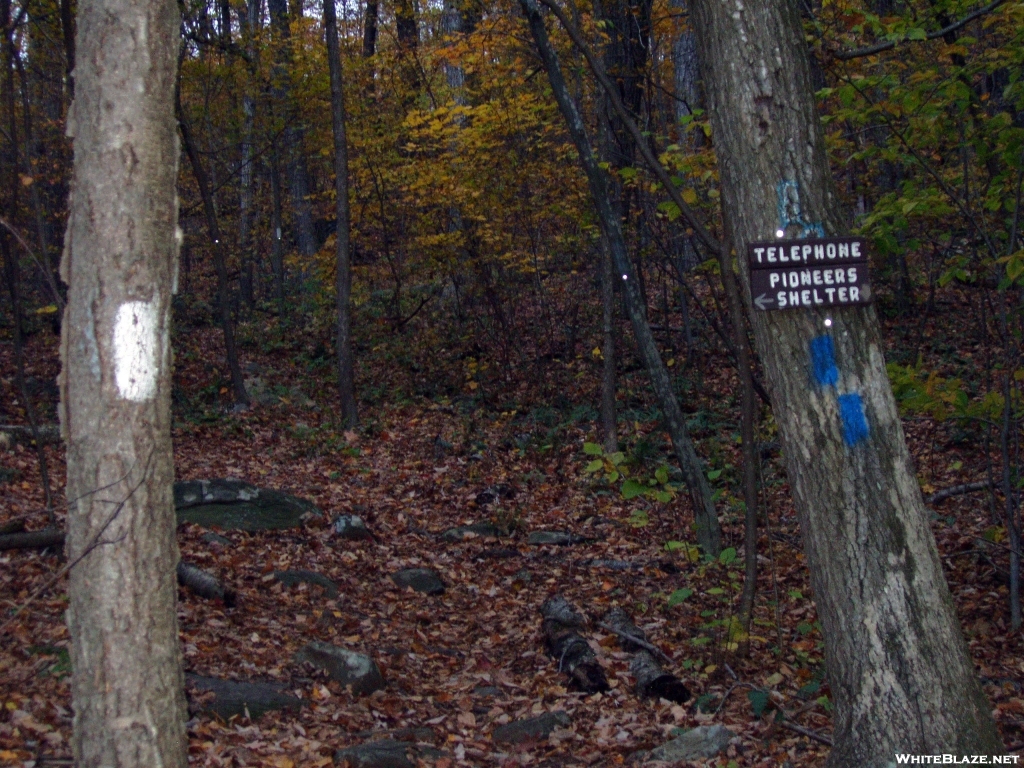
left=809, top=335, right=839, bottom=388
left=838, top=393, right=869, bottom=446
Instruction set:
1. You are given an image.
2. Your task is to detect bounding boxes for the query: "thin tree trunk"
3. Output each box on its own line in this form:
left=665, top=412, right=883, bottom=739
left=362, top=0, right=378, bottom=57
left=323, top=0, right=358, bottom=427
left=269, top=152, right=287, bottom=314
left=600, top=239, right=618, bottom=453
left=59, top=0, right=75, bottom=102
left=3, top=240, right=54, bottom=520
left=268, top=0, right=317, bottom=267
left=691, top=0, right=1003, bottom=761
left=521, top=0, right=720, bottom=555
left=59, top=0, right=187, bottom=762
left=14, top=54, right=62, bottom=309
left=177, top=89, right=250, bottom=406
left=237, top=0, right=261, bottom=309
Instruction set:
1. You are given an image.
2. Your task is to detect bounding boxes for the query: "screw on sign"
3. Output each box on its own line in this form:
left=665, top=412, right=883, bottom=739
left=748, top=236, right=872, bottom=311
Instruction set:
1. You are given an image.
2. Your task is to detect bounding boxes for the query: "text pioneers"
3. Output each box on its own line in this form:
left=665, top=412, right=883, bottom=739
left=747, top=236, right=872, bottom=311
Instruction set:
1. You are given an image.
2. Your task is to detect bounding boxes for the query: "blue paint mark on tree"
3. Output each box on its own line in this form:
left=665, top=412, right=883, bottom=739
left=776, top=179, right=825, bottom=238
left=809, top=335, right=839, bottom=388
left=838, top=393, right=869, bottom=446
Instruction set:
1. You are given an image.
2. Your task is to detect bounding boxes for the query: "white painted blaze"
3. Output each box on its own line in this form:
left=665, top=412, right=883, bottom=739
left=113, top=301, right=159, bottom=401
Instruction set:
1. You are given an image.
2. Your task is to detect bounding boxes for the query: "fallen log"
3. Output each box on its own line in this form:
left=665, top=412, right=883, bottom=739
left=926, top=480, right=992, bottom=505
left=0, top=424, right=61, bottom=446
left=602, top=607, right=690, bottom=703
left=177, top=561, right=236, bottom=607
left=0, top=528, right=65, bottom=551
left=540, top=595, right=608, bottom=693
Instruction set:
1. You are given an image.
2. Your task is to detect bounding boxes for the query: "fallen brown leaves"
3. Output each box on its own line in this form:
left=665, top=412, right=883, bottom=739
left=1, top=291, right=1022, bottom=767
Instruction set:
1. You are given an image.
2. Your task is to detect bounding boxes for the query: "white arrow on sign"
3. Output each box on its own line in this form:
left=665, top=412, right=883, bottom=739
left=754, top=293, right=774, bottom=310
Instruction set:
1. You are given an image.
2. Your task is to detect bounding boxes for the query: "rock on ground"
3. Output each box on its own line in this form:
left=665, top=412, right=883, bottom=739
left=186, top=674, right=302, bottom=720
left=391, top=567, right=445, bottom=595
left=294, top=641, right=385, bottom=695
left=491, top=711, right=571, bottom=744
left=641, top=724, right=735, bottom=762
left=175, top=479, right=322, bottom=531
left=274, top=569, right=339, bottom=598
left=334, top=739, right=445, bottom=768
left=440, top=522, right=501, bottom=541
left=334, top=514, right=374, bottom=540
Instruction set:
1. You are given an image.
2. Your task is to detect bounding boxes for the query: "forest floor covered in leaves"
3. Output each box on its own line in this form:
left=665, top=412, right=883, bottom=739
left=2, top=287, right=1024, bottom=767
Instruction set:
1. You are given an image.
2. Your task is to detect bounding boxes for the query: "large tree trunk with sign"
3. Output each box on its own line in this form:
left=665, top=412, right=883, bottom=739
left=59, top=0, right=188, bottom=764
left=690, top=0, right=1002, bottom=764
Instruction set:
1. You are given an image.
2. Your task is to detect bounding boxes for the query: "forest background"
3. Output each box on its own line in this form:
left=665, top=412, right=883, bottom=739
left=2, top=0, right=1024, bottom=765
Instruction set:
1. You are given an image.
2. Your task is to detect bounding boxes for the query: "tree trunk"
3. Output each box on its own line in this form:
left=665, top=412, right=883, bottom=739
left=521, top=0, right=720, bottom=555
left=394, top=0, right=420, bottom=102
left=237, top=0, right=261, bottom=309
left=690, top=0, right=1003, bottom=762
left=59, top=0, right=75, bottom=102
left=362, top=0, right=378, bottom=57
left=600, top=239, right=618, bottom=453
left=269, top=152, right=287, bottom=314
left=268, top=0, right=318, bottom=266
left=177, top=91, right=250, bottom=407
left=324, top=0, right=358, bottom=427
left=59, top=0, right=188, bottom=762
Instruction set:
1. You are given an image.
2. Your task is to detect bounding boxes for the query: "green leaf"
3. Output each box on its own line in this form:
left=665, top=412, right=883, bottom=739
left=718, top=547, right=737, bottom=565
left=628, top=510, right=649, bottom=527
left=653, top=490, right=672, bottom=503
left=747, top=689, right=770, bottom=717
left=607, top=470, right=620, bottom=483
left=664, top=540, right=687, bottom=552
left=707, top=587, right=725, bottom=595
left=655, top=466, right=669, bottom=484
left=707, top=469, right=723, bottom=480
left=667, top=588, right=693, bottom=606
left=906, top=27, right=927, bottom=40
left=797, top=621, right=814, bottom=636
left=622, top=479, right=647, bottom=499
left=608, top=452, right=625, bottom=466
left=583, top=442, right=604, bottom=456
left=585, top=460, right=605, bottom=473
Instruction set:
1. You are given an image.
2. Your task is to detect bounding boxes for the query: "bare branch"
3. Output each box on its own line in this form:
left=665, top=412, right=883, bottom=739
left=834, top=0, right=1009, bottom=61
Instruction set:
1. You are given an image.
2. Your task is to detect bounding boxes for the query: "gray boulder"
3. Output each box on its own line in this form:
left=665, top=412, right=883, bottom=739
left=186, top=674, right=302, bottom=720
left=174, top=479, right=322, bottom=531
left=334, top=514, right=374, bottom=540
left=294, top=642, right=385, bottom=695
left=441, top=522, right=501, bottom=541
left=334, top=739, right=444, bottom=768
left=391, top=568, right=445, bottom=595
left=643, top=724, right=735, bottom=762
left=274, top=569, right=339, bottom=598
left=491, top=711, right=570, bottom=744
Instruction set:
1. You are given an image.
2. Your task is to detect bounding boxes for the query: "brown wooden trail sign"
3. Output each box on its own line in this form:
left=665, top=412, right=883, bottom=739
left=747, top=236, right=872, bottom=311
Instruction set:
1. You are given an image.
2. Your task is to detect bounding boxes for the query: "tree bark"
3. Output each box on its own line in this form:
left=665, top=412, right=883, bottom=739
left=237, top=0, right=261, bottom=308
left=324, top=0, right=358, bottom=427
left=59, top=0, right=75, bottom=102
left=59, top=0, right=188, bottom=762
left=600, top=239, right=618, bottom=453
left=521, top=0, right=720, bottom=555
left=177, top=90, right=250, bottom=406
left=362, top=0, right=378, bottom=57
left=268, top=0, right=318, bottom=265
left=690, top=0, right=1003, bottom=762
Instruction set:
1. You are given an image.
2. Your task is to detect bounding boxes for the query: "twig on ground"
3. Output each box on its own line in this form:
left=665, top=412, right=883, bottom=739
left=927, top=480, right=993, bottom=505
left=0, top=454, right=151, bottom=635
left=596, top=621, right=674, bottom=665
